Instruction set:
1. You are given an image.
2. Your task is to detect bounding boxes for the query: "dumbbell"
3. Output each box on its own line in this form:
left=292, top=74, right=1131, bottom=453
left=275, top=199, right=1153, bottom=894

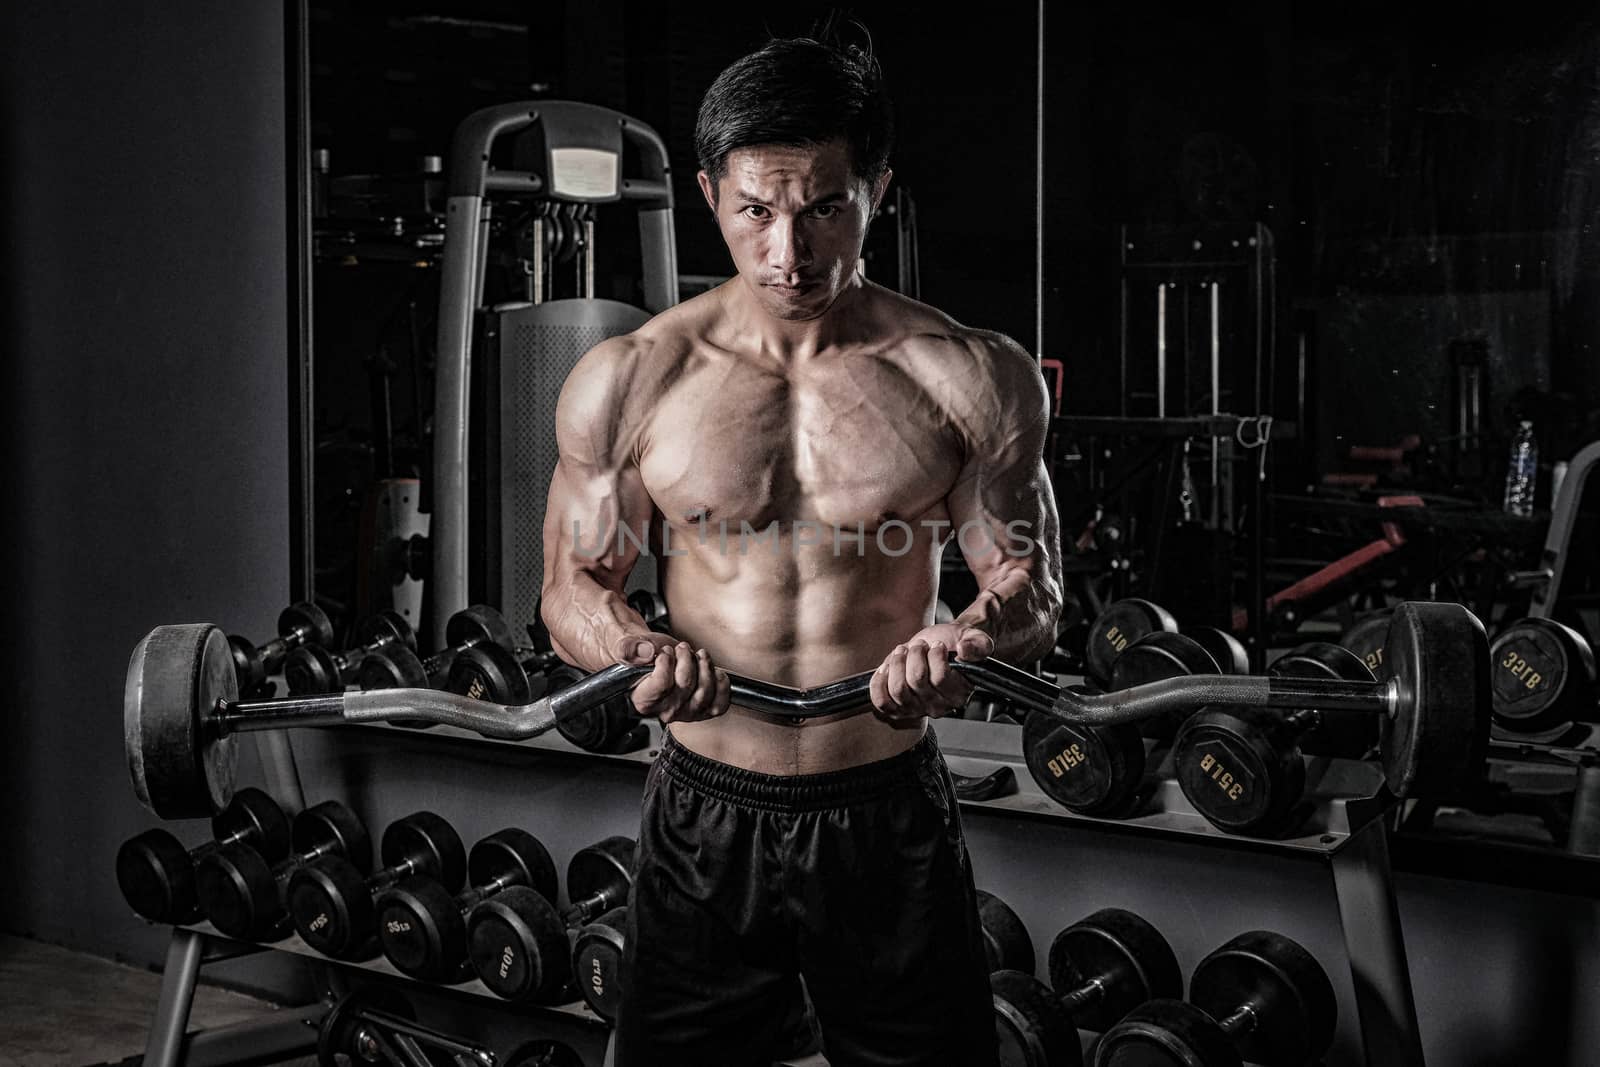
left=979, top=890, right=1035, bottom=975
left=376, top=828, right=558, bottom=983
left=227, top=601, right=335, bottom=692
left=1174, top=643, right=1377, bottom=836
left=1341, top=611, right=1394, bottom=684
left=466, top=836, right=635, bottom=1002
left=194, top=800, right=370, bottom=941
left=992, top=907, right=1181, bottom=1067
left=1083, top=599, right=1179, bottom=686
left=572, top=905, right=627, bottom=1022
left=357, top=604, right=515, bottom=692
left=1024, top=633, right=1221, bottom=818
left=1489, top=617, right=1599, bottom=738
left=116, top=788, right=289, bottom=925
left=1095, top=930, right=1335, bottom=1067
left=286, top=811, right=464, bottom=960
left=282, top=612, right=416, bottom=695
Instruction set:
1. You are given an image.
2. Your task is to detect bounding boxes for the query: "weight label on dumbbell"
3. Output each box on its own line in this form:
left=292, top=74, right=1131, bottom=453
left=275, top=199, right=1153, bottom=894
left=1104, top=626, right=1130, bottom=654
left=386, top=919, right=411, bottom=935
left=1046, top=742, right=1088, bottom=778
left=1198, top=753, right=1245, bottom=802
left=1363, top=648, right=1384, bottom=675
left=499, top=945, right=515, bottom=979
left=590, top=957, right=604, bottom=996
left=1499, top=649, right=1544, bottom=691
left=308, top=912, right=329, bottom=932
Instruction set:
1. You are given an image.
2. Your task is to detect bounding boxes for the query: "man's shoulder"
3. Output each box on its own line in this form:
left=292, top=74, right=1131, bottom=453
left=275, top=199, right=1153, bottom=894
left=879, top=294, right=1037, bottom=393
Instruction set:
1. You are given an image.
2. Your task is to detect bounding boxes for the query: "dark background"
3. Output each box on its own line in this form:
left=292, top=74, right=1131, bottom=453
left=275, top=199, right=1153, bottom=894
left=1, top=4, right=1598, bottom=1063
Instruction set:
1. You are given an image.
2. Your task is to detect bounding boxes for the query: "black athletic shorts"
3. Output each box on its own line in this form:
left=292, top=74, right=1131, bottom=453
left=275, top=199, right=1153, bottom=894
left=614, top=728, right=999, bottom=1067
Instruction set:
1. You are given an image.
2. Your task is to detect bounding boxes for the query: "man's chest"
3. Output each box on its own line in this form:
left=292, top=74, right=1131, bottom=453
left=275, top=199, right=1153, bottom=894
left=635, top=360, right=965, bottom=528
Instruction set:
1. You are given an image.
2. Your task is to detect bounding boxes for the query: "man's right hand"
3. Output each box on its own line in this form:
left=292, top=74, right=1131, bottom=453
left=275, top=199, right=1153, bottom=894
left=613, top=632, right=732, bottom=723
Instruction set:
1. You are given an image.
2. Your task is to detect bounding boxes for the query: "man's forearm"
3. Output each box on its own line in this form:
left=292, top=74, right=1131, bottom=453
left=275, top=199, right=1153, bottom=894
left=952, top=561, right=1063, bottom=665
left=543, top=571, right=649, bottom=672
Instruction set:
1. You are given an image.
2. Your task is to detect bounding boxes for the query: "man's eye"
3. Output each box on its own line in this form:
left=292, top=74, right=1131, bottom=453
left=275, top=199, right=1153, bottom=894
left=741, top=205, right=768, bottom=219
left=811, top=205, right=839, bottom=219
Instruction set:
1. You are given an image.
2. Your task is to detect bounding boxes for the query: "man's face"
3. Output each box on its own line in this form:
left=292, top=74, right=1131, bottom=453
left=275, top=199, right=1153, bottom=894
left=698, top=139, right=890, bottom=321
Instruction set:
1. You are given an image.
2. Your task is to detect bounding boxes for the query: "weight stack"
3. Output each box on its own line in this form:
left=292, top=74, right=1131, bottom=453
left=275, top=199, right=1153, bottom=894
left=479, top=299, right=657, bottom=630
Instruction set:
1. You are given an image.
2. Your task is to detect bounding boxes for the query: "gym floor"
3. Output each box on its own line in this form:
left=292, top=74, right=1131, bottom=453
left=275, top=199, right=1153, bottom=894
left=0, top=934, right=293, bottom=1066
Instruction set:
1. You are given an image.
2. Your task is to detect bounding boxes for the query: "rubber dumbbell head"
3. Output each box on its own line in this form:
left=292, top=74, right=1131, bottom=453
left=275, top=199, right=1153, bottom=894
left=978, top=890, right=1035, bottom=975
left=1024, top=684, right=1148, bottom=817
left=572, top=905, right=627, bottom=1022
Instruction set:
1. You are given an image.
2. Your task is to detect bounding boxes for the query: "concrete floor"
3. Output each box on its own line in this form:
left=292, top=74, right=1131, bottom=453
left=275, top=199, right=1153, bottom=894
left=0, top=934, right=291, bottom=1066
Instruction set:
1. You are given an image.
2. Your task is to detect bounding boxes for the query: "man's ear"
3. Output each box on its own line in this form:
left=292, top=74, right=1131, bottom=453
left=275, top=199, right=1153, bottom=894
left=870, top=168, right=894, bottom=213
left=697, top=170, right=719, bottom=214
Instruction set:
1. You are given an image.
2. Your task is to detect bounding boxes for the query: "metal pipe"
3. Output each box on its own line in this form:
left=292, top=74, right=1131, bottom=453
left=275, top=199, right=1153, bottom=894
left=1156, top=283, right=1168, bottom=418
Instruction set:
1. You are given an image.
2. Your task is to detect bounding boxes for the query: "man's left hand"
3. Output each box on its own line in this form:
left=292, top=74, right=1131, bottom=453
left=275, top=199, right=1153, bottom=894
left=868, top=622, right=994, bottom=728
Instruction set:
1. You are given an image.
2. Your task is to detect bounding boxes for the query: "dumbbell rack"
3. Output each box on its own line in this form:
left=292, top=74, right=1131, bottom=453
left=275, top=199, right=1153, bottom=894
left=933, top=716, right=1425, bottom=1066
left=155, top=920, right=613, bottom=1063
left=136, top=712, right=1426, bottom=1067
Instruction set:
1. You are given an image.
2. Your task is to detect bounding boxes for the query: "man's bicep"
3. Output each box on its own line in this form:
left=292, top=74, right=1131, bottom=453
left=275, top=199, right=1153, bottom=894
left=945, top=451, right=1060, bottom=584
left=541, top=336, right=654, bottom=597
left=945, top=339, right=1060, bottom=584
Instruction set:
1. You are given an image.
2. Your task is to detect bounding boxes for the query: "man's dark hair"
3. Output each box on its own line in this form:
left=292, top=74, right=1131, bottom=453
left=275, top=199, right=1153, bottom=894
left=694, top=22, right=893, bottom=192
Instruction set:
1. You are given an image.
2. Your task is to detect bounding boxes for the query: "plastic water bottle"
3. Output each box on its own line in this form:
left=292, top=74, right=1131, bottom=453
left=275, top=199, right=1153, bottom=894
left=1503, top=420, right=1538, bottom=517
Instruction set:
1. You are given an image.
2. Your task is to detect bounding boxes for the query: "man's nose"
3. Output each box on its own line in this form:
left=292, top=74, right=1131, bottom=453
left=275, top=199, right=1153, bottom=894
left=767, top=218, right=807, bottom=272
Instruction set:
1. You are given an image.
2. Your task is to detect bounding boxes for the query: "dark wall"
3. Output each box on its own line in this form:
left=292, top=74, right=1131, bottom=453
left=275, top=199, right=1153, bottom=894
left=0, top=1, right=295, bottom=974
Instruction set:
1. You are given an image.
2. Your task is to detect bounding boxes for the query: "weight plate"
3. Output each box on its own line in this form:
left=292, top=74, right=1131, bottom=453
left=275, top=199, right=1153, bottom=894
left=1095, top=999, right=1241, bottom=1067
left=470, top=828, right=559, bottom=906
left=446, top=604, right=514, bottom=652
left=1341, top=612, right=1394, bottom=683
left=1269, top=642, right=1377, bottom=759
left=1187, top=625, right=1249, bottom=675
left=1048, top=908, right=1182, bottom=1032
left=1489, top=617, right=1598, bottom=735
left=280, top=601, right=335, bottom=650
left=567, top=836, right=635, bottom=914
left=126, top=624, right=238, bottom=819
left=573, top=906, right=627, bottom=1022
left=116, top=829, right=197, bottom=924
left=1190, top=930, right=1336, bottom=1066
left=467, top=886, right=571, bottom=1002
left=1023, top=712, right=1146, bottom=816
left=214, top=787, right=291, bottom=861
left=1173, top=709, right=1303, bottom=837
left=1084, top=599, right=1179, bottom=686
left=977, top=890, right=1035, bottom=976
left=381, top=812, right=465, bottom=891
left=356, top=610, right=416, bottom=654
left=991, top=968, right=1081, bottom=1067
left=1381, top=602, right=1491, bottom=798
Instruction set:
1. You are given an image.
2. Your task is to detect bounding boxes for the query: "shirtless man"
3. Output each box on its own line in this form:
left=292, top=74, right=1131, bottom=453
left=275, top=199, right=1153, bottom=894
left=540, top=32, right=1062, bottom=1067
